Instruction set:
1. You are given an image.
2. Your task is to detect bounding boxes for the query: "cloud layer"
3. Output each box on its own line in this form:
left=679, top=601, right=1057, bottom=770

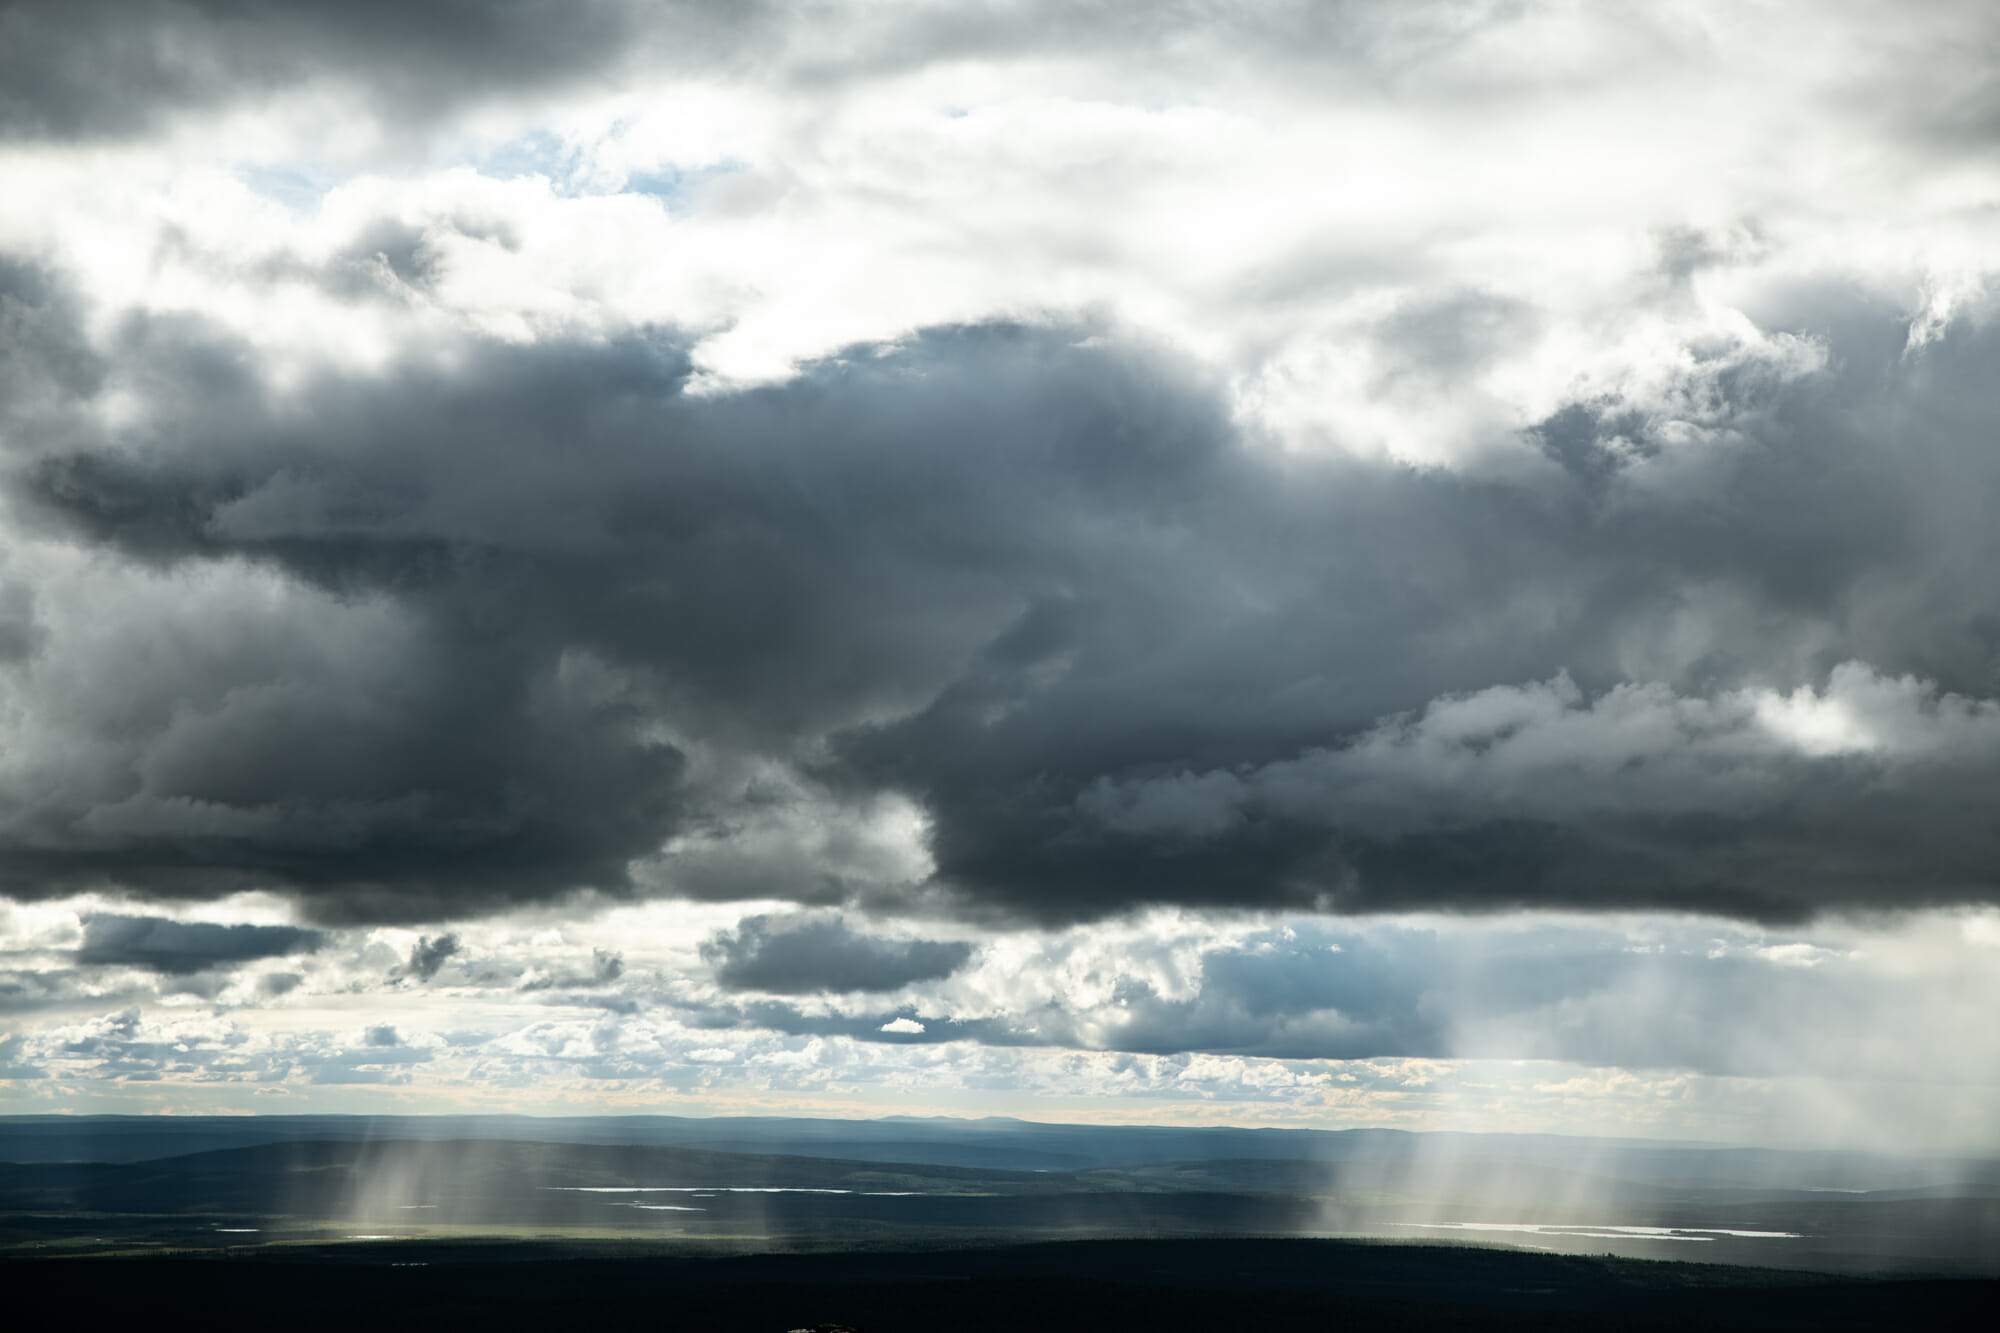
left=73, top=913, right=324, bottom=974
left=7, top=893, right=2000, bottom=1148
left=5, top=0, right=2000, bottom=1140
left=8, top=297, right=2000, bottom=922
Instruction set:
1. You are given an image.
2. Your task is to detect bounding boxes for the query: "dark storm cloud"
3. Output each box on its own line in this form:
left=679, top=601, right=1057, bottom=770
left=0, top=553, right=688, bottom=923
left=826, top=306, right=2000, bottom=924
left=11, top=252, right=2000, bottom=922
left=0, top=0, right=757, bottom=142
left=703, top=915, right=973, bottom=994
left=73, top=913, right=324, bottom=973
left=0, top=289, right=691, bottom=922
left=1, top=299, right=1245, bottom=920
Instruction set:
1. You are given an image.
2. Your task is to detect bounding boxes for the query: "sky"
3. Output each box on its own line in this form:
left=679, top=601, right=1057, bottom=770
left=3, top=0, right=2000, bottom=1150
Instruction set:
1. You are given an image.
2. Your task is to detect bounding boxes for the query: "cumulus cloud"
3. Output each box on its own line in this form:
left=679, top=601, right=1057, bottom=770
left=403, top=933, right=460, bottom=982
left=703, top=915, right=973, bottom=994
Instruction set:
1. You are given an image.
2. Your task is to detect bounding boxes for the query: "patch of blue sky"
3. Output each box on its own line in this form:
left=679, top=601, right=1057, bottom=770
left=235, top=162, right=342, bottom=212
left=468, top=128, right=576, bottom=183
left=456, top=128, right=743, bottom=204
left=621, top=162, right=743, bottom=206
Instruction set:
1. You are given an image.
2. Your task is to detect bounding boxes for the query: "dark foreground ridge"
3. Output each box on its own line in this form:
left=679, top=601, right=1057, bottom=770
left=8, top=1237, right=1996, bottom=1332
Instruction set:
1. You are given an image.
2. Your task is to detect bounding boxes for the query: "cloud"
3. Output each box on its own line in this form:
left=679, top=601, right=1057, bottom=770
left=72, top=913, right=324, bottom=974
left=5, top=5, right=2000, bottom=936
left=6, top=888, right=1999, bottom=1146
left=0, top=1031, right=43, bottom=1079
left=403, top=933, right=460, bottom=982
left=519, top=947, right=624, bottom=991
left=8, top=2, right=1996, bottom=174
left=0, top=310, right=1234, bottom=921
left=703, top=915, right=973, bottom=994
left=663, top=908, right=2000, bottom=1092
left=1074, top=664, right=2000, bottom=919
left=7, top=294, right=2000, bottom=924
left=0, top=0, right=748, bottom=143
left=7, top=4, right=2000, bottom=1146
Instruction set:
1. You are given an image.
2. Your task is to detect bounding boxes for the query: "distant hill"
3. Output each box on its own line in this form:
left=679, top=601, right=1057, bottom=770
left=6, top=1113, right=1994, bottom=1193
left=4, top=1116, right=1998, bottom=1275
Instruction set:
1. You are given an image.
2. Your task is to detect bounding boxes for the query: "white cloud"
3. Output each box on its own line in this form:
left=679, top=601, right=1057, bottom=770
left=7, top=1, right=1998, bottom=463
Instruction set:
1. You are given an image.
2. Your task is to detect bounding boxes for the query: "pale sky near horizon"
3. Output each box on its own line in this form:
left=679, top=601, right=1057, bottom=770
left=5, top=0, right=2000, bottom=1151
